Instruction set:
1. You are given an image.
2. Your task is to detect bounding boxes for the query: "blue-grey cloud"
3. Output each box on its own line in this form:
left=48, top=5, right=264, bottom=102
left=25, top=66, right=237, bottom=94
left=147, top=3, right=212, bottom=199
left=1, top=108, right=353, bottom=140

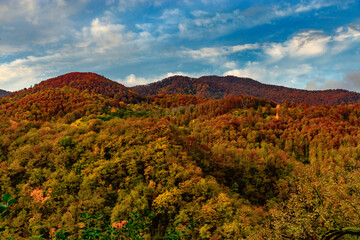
left=307, top=69, right=360, bottom=91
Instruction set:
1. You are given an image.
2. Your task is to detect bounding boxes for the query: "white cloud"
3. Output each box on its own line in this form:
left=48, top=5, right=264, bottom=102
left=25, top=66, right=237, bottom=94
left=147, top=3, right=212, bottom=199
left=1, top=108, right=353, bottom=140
left=122, top=74, right=149, bottom=85
left=334, top=26, right=360, bottom=41
left=224, top=68, right=265, bottom=81
left=116, top=0, right=165, bottom=11
left=90, top=18, right=125, bottom=38
left=272, top=0, right=354, bottom=17
left=264, top=31, right=331, bottom=61
left=0, top=12, right=162, bottom=91
left=178, top=10, right=240, bottom=39
left=185, top=43, right=259, bottom=59
left=177, top=1, right=355, bottom=40
left=332, top=25, right=360, bottom=53
left=224, top=62, right=268, bottom=81
left=77, top=18, right=136, bottom=53
left=0, top=45, right=29, bottom=55
left=0, top=50, right=85, bottom=91
left=223, top=61, right=236, bottom=69
left=0, top=0, right=86, bottom=48
left=0, top=18, right=145, bottom=90
left=191, top=10, right=209, bottom=17
left=75, top=16, right=157, bottom=59
left=295, top=0, right=334, bottom=13
left=164, top=71, right=190, bottom=78
left=224, top=62, right=313, bottom=88
left=157, top=8, right=184, bottom=30
left=117, top=0, right=149, bottom=11
left=263, top=24, right=360, bottom=62
left=135, top=23, right=154, bottom=31
left=0, top=57, right=47, bottom=91
left=159, top=8, right=181, bottom=19
left=181, top=44, right=259, bottom=72
left=118, top=71, right=199, bottom=87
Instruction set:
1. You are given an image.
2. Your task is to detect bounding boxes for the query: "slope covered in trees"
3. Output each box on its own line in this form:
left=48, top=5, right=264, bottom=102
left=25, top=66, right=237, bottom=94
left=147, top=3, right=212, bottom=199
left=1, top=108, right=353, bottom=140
left=11, top=72, right=140, bottom=102
left=1, top=73, right=360, bottom=239
left=132, top=75, right=360, bottom=106
left=0, top=73, right=141, bottom=122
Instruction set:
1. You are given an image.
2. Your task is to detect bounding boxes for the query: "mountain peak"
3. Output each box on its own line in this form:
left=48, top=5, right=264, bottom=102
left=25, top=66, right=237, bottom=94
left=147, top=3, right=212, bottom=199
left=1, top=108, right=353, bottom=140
left=13, top=72, right=139, bottom=101
left=34, top=72, right=125, bottom=95
left=1, top=72, right=141, bottom=121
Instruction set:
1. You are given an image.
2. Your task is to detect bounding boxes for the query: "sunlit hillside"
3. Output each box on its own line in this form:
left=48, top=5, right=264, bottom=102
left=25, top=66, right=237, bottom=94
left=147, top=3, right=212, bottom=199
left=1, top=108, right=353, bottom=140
left=0, top=73, right=360, bottom=239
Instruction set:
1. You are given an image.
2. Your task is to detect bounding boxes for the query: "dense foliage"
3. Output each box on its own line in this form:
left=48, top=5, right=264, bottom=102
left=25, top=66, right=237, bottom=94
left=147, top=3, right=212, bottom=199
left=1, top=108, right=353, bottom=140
left=1, top=73, right=360, bottom=239
left=9, top=72, right=140, bottom=104
left=132, top=75, right=360, bottom=106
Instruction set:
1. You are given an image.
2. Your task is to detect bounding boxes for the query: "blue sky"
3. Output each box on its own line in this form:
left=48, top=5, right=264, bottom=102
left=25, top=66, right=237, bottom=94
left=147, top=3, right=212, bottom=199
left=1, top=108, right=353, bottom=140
left=0, top=0, right=360, bottom=92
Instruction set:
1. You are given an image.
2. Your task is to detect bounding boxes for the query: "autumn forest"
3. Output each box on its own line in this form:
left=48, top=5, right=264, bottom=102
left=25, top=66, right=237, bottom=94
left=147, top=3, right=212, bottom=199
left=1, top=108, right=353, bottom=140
left=1, top=72, right=360, bottom=239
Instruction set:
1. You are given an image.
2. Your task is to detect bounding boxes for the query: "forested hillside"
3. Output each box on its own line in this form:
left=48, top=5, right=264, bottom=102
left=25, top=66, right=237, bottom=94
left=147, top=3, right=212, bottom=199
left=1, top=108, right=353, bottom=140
left=1, top=73, right=360, bottom=239
left=132, top=75, right=360, bottom=106
left=0, top=73, right=140, bottom=122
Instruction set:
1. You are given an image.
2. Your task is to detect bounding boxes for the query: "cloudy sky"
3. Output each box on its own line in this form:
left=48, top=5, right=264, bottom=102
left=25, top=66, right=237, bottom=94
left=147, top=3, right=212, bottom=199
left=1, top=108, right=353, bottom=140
left=0, top=0, right=360, bottom=92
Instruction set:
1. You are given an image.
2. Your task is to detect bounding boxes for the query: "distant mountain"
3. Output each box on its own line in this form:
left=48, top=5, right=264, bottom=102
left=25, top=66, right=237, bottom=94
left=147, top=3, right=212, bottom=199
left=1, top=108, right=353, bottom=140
left=0, top=89, right=11, bottom=98
left=132, top=75, right=360, bottom=106
left=1, top=72, right=141, bottom=121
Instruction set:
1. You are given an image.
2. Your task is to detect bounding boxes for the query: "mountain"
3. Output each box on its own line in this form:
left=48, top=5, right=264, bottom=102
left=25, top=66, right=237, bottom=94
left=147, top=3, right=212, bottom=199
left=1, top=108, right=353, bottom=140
left=13, top=72, right=139, bottom=101
left=0, top=89, right=11, bottom=98
left=0, top=72, right=140, bottom=121
left=132, top=75, right=360, bottom=106
left=3, top=72, right=360, bottom=239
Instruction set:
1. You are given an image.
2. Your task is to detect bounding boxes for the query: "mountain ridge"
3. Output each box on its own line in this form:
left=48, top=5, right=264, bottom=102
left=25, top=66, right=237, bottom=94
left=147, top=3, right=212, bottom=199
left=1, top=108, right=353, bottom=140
left=131, top=75, right=360, bottom=106
left=2, top=72, right=360, bottom=107
left=0, top=89, right=11, bottom=98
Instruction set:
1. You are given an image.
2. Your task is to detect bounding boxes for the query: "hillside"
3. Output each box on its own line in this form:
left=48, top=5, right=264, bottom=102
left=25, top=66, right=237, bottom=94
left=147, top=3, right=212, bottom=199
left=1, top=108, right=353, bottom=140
left=0, top=72, right=141, bottom=121
left=0, top=89, right=11, bottom=98
left=132, top=75, right=360, bottom=106
left=1, top=73, right=360, bottom=239
left=12, top=72, right=139, bottom=102
left=1, top=91, right=360, bottom=239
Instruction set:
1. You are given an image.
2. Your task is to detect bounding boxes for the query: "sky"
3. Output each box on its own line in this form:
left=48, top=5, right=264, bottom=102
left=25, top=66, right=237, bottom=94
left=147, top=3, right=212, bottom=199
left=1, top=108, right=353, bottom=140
left=0, top=0, right=360, bottom=92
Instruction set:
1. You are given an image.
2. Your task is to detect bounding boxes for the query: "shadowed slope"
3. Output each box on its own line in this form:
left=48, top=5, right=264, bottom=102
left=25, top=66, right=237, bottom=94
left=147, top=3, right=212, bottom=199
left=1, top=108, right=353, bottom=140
left=0, top=89, right=11, bottom=98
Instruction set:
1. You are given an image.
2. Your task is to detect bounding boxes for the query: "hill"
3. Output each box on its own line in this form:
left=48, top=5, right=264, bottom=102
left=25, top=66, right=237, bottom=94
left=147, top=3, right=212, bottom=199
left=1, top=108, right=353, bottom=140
left=132, top=75, right=360, bottom=105
left=12, top=72, right=139, bottom=101
left=0, top=89, right=11, bottom=98
left=1, top=73, right=360, bottom=239
left=1, top=91, right=360, bottom=239
left=0, top=72, right=141, bottom=121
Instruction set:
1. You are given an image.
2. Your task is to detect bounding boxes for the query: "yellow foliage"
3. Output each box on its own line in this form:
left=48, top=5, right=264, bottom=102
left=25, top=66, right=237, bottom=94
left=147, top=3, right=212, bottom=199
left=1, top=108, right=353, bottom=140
left=199, top=224, right=212, bottom=239
left=152, top=188, right=182, bottom=214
